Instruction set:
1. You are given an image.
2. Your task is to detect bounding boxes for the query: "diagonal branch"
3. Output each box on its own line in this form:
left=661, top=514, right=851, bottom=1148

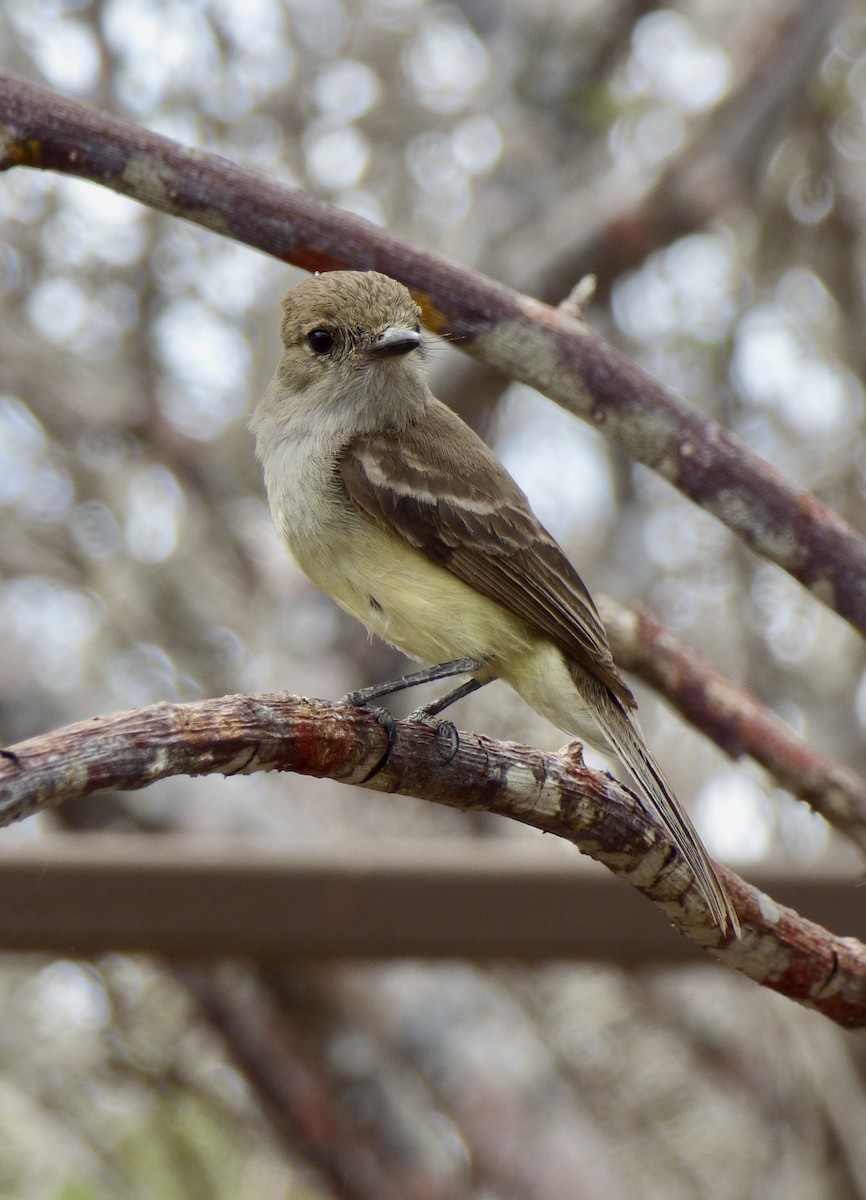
left=181, top=965, right=423, bottom=1200
left=1, top=693, right=865, bottom=1030
left=1, top=75, right=866, bottom=636
left=599, top=596, right=866, bottom=852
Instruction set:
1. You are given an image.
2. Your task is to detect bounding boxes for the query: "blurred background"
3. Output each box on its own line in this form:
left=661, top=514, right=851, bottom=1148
left=1, top=0, right=866, bottom=1196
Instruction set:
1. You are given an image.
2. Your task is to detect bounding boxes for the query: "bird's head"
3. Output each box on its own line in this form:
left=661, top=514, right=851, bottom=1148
left=276, top=271, right=425, bottom=395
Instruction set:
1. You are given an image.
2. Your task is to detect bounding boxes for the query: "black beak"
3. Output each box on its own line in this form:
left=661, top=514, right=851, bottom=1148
left=368, top=326, right=423, bottom=358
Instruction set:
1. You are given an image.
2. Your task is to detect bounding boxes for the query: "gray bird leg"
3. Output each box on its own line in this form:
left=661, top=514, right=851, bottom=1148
left=407, top=674, right=488, bottom=720
left=341, top=657, right=488, bottom=707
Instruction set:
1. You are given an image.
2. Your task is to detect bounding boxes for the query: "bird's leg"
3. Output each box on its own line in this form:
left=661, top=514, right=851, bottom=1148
left=343, top=658, right=491, bottom=769
left=341, top=657, right=487, bottom=707
left=405, top=674, right=491, bottom=763
left=407, top=675, right=488, bottom=720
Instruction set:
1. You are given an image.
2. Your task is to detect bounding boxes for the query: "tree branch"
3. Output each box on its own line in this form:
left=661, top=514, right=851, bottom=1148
left=1, top=694, right=865, bottom=1030
left=2, top=75, right=866, bottom=636
left=599, top=597, right=866, bottom=851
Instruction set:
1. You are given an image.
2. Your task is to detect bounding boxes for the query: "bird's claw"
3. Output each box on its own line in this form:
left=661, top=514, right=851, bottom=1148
left=435, top=720, right=460, bottom=762
left=350, top=704, right=397, bottom=784
left=407, top=709, right=460, bottom=762
left=372, top=705, right=397, bottom=744
left=342, top=692, right=460, bottom=767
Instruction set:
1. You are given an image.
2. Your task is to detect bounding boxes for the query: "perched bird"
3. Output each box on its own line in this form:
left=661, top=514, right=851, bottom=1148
left=251, top=269, right=738, bottom=936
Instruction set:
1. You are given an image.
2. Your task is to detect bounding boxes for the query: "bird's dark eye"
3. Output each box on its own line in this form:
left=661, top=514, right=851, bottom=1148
left=307, top=328, right=335, bottom=354
left=413, top=321, right=421, bottom=334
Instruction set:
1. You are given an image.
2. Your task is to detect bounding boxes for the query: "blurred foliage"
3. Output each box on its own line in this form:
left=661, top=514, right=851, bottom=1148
left=2, top=0, right=866, bottom=1196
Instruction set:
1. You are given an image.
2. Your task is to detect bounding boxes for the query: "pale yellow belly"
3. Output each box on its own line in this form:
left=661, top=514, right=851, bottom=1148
left=282, top=506, right=599, bottom=744
left=296, top=514, right=534, bottom=665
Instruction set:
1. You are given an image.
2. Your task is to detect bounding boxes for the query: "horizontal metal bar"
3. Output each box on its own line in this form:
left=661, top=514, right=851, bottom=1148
left=0, top=836, right=860, bottom=962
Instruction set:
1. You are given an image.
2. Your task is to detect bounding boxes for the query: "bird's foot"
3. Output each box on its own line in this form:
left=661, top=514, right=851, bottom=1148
left=406, top=707, right=460, bottom=762
left=340, top=686, right=462, bottom=768
left=349, top=703, right=397, bottom=784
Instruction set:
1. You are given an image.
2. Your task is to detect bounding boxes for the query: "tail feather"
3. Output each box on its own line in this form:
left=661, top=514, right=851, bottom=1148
left=591, top=692, right=739, bottom=937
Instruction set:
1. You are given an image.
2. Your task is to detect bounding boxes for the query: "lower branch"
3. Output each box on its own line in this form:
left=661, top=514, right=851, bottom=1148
left=0, top=692, right=864, bottom=1029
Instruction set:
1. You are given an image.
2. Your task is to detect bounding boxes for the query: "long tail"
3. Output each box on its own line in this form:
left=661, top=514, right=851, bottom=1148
left=591, top=690, right=739, bottom=937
